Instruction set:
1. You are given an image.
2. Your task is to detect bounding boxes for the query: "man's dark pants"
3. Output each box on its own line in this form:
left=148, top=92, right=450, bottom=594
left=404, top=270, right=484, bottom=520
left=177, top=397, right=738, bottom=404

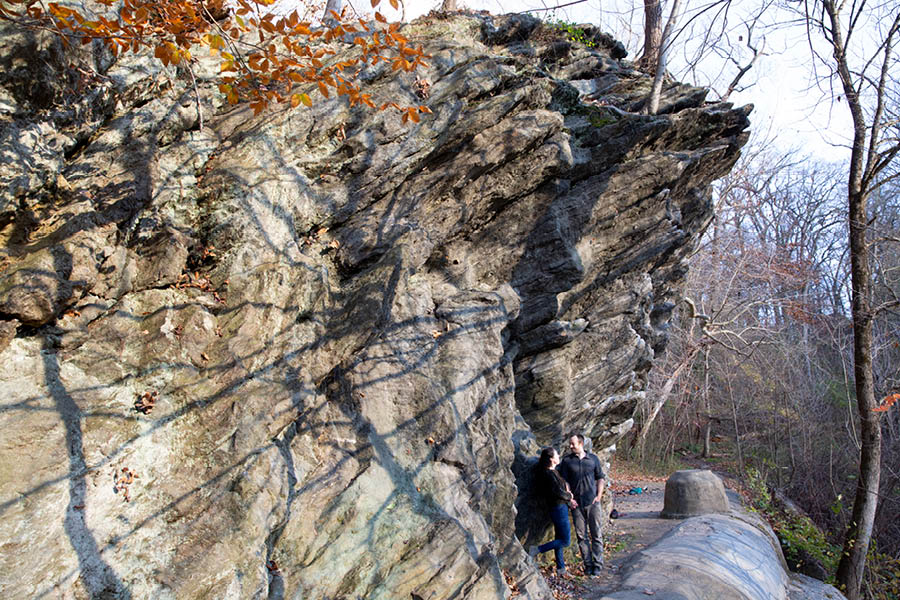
left=571, top=502, right=603, bottom=572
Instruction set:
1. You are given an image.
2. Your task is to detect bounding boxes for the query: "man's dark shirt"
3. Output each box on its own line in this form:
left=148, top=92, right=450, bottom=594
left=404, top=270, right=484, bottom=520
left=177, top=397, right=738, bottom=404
left=558, top=453, right=605, bottom=508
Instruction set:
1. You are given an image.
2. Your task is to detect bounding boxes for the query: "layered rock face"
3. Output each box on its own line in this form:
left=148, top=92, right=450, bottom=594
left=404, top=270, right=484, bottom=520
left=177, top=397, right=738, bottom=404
left=0, top=11, right=749, bottom=600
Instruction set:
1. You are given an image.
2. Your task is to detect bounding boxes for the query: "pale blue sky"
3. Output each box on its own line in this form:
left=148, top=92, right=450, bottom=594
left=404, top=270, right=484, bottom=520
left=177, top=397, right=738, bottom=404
left=393, top=0, right=856, bottom=161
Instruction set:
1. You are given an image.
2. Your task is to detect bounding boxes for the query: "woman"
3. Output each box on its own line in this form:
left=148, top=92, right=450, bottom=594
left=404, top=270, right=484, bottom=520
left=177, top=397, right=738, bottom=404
left=529, top=447, right=576, bottom=576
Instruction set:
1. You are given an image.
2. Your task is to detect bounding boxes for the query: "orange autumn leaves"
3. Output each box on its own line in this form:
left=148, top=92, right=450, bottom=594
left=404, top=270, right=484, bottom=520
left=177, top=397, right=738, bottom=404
left=0, top=0, right=431, bottom=118
left=874, top=393, right=899, bottom=413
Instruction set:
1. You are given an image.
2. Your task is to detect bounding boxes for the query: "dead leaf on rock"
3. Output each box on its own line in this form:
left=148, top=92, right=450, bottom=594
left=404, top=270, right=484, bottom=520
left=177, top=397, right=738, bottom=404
left=113, top=467, right=138, bottom=502
left=134, top=390, right=158, bottom=414
left=502, top=569, right=520, bottom=597
left=414, top=77, right=431, bottom=99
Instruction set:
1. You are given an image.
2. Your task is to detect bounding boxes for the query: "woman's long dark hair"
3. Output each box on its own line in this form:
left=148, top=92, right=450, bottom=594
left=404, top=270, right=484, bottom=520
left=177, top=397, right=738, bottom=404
left=538, top=447, right=557, bottom=470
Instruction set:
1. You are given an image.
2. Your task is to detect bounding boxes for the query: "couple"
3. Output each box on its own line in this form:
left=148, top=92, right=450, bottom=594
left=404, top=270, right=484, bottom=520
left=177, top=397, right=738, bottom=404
left=530, top=434, right=606, bottom=577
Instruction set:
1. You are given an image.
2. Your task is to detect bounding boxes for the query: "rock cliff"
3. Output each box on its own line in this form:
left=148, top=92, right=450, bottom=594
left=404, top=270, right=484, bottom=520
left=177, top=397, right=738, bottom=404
left=0, top=11, right=750, bottom=599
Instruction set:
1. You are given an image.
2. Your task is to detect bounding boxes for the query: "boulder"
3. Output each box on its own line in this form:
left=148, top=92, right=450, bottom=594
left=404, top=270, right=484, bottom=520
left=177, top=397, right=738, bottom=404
left=596, top=508, right=845, bottom=600
left=788, top=573, right=847, bottom=600
left=660, top=469, right=729, bottom=519
left=605, top=513, right=789, bottom=599
left=0, top=10, right=751, bottom=600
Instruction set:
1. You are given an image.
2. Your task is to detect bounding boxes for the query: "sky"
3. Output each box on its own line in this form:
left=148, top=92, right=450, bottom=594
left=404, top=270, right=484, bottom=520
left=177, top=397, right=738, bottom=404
left=385, top=0, right=857, bottom=162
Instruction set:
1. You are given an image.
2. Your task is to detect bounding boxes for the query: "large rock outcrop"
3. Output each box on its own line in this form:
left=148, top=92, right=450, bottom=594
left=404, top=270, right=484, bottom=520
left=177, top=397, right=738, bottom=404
left=0, top=11, right=750, bottom=600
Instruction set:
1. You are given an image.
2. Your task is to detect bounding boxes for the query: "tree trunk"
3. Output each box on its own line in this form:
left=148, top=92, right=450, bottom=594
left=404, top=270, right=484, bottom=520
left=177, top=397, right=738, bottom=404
left=639, top=0, right=663, bottom=71
left=323, top=0, right=342, bottom=23
left=770, top=404, right=780, bottom=487
left=440, top=0, right=457, bottom=11
left=728, top=377, right=744, bottom=475
left=785, top=392, right=796, bottom=484
left=647, top=0, right=683, bottom=115
left=835, top=183, right=882, bottom=599
left=701, top=349, right=711, bottom=458
left=821, top=2, right=887, bottom=596
left=638, top=345, right=699, bottom=447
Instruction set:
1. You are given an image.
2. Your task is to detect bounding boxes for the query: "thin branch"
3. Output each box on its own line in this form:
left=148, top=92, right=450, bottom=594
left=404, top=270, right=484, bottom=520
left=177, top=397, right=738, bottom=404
left=699, top=327, right=762, bottom=357
left=862, top=12, right=900, bottom=192
left=720, top=34, right=765, bottom=102
left=872, top=299, right=900, bottom=316
left=519, top=0, right=588, bottom=13
left=869, top=236, right=900, bottom=245
left=186, top=60, right=204, bottom=134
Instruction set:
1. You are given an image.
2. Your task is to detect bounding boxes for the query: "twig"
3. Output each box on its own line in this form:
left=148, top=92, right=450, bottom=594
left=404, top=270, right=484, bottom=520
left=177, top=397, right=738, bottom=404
left=872, top=299, right=900, bottom=317
left=186, top=60, right=203, bottom=133
left=520, top=0, right=588, bottom=13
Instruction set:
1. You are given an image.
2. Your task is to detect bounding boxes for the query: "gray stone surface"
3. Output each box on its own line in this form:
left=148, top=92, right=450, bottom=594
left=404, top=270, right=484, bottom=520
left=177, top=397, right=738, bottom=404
left=0, top=11, right=750, bottom=600
left=661, top=469, right=730, bottom=519
left=788, top=573, right=847, bottom=600
left=595, top=508, right=845, bottom=600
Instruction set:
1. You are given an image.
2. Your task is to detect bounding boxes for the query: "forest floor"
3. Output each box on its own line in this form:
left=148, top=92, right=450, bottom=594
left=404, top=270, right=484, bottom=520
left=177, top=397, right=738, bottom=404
left=534, top=458, right=744, bottom=600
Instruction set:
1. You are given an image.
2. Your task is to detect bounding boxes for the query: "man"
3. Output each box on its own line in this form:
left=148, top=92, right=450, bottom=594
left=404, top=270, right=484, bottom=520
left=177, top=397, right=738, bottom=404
left=558, top=433, right=606, bottom=576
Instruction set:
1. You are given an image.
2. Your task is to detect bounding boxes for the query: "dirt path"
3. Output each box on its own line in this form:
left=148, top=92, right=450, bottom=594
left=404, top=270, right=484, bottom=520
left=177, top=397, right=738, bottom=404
left=586, top=479, right=675, bottom=596
left=536, top=477, right=683, bottom=599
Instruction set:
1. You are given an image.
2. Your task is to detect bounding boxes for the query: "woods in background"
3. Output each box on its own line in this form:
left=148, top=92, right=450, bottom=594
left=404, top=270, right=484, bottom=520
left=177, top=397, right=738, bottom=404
left=630, top=137, right=900, bottom=594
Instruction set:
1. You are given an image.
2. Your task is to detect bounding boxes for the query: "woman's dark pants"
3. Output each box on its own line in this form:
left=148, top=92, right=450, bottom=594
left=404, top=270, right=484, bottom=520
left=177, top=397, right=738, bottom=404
left=538, top=503, right=571, bottom=571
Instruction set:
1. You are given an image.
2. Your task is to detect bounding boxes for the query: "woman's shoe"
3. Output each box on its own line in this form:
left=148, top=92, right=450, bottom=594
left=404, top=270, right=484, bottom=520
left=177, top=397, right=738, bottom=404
left=527, top=545, right=539, bottom=559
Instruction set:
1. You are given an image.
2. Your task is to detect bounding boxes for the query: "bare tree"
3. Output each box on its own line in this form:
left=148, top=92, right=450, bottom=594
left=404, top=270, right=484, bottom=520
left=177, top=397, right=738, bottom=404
left=642, top=0, right=768, bottom=113
left=639, top=0, right=663, bottom=70
left=803, top=1, right=900, bottom=597
left=647, top=0, right=684, bottom=114
left=672, top=0, right=773, bottom=101
left=716, top=11, right=768, bottom=102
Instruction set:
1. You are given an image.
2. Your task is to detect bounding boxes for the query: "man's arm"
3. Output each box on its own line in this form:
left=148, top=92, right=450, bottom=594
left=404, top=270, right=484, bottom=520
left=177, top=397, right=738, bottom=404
left=594, top=475, right=605, bottom=504
left=557, top=460, right=578, bottom=507
left=557, top=458, right=570, bottom=486
left=564, top=480, right=578, bottom=508
left=593, top=456, right=605, bottom=504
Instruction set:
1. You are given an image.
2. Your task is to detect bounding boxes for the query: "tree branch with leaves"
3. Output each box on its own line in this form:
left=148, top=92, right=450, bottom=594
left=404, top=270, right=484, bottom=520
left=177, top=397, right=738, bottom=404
left=0, top=0, right=431, bottom=119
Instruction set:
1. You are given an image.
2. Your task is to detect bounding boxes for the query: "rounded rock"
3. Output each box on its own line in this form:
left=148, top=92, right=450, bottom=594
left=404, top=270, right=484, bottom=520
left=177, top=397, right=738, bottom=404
left=660, top=469, right=729, bottom=519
